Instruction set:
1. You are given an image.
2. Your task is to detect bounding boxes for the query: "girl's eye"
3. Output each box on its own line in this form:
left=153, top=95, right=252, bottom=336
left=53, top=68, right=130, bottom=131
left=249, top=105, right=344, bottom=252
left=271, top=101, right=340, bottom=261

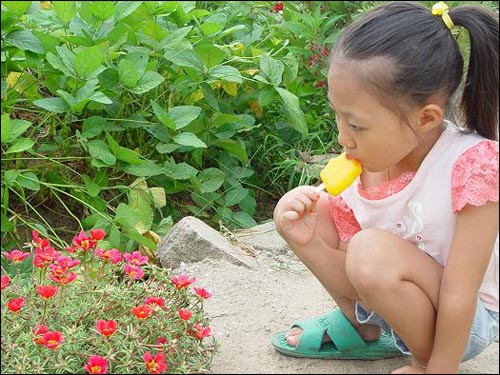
left=349, top=124, right=362, bottom=131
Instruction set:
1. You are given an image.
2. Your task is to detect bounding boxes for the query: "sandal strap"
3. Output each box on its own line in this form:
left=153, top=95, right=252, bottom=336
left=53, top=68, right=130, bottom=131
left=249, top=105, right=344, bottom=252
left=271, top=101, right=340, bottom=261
left=291, top=309, right=368, bottom=353
left=324, top=309, right=367, bottom=352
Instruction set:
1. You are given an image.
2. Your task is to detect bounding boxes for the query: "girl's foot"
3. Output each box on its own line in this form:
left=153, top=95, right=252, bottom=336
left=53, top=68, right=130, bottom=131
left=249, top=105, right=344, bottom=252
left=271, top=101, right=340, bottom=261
left=285, top=318, right=382, bottom=347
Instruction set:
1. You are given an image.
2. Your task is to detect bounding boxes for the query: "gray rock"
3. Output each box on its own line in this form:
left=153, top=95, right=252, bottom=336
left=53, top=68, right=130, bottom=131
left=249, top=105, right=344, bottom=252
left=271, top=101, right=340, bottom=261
left=157, top=216, right=257, bottom=269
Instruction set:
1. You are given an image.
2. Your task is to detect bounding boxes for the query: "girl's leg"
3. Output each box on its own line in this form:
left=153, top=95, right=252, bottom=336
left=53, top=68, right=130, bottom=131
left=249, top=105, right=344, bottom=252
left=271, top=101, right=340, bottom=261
left=346, top=228, right=443, bottom=365
left=284, top=194, right=382, bottom=346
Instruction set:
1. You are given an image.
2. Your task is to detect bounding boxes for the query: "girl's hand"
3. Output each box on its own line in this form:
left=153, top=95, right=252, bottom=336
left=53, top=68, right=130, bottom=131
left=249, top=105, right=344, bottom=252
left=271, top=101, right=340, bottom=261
left=273, top=186, right=321, bottom=247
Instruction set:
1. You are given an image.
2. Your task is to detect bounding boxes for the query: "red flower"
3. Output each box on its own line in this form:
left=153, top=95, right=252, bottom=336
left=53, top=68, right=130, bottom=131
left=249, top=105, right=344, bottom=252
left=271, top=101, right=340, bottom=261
left=42, top=330, right=64, bottom=349
left=90, top=228, right=106, bottom=241
left=1, top=274, right=10, bottom=290
left=85, top=355, right=108, bottom=374
left=171, top=274, right=196, bottom=290
left=143, top=351, right=167, bottom=374
left=131, top=304, right=153, bottom=319
left=33, top=324, right=49, bottom=344
left=193, top=287, right=212, bottom=299
left=2, top=249, right=31, bottom=263
left=7, top=297, right=25, bottom=312
left=49, top=271, right=77, bottom=285
left=178, top=308, right=192, bottom=321
left=95, top=320, right=117, bottom=337
left=157, top=336, right=167, bottom=345
left=33, top=246, right=61, bottom=269
left=190, top=323, right=211, bottom=340
left=273, top=2, right=284, bottom=12
left=144, top=296, right=166, bottom=309
left=36, top=285, right=58, bottom=299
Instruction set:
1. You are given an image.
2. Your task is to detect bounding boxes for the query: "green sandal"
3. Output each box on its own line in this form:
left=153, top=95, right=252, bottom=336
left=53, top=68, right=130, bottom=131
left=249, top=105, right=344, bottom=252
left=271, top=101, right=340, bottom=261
left=272, top=309, right=404, bottom=360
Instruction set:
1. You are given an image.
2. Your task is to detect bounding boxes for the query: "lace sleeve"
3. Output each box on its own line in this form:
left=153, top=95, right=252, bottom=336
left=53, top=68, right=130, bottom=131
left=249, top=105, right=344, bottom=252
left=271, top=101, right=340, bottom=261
left=452, top=140, right=499, bottom=213
left=328, top=195, right=361, bottom=242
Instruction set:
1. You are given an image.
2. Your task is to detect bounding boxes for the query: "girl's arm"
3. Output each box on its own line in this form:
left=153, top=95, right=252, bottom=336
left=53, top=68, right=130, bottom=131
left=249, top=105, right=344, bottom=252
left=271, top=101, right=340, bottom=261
left=426, top=201, right=499, bottom=373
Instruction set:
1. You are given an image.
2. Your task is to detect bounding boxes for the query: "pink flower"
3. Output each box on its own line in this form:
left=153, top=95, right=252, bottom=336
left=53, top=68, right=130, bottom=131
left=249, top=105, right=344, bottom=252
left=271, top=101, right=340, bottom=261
left=36, top=285, right=58, bottom=299
left=1, top=274, right=10, bottom=290
left=32, top=230, right=50, bottom=249
left=41, top=330, right=64, bottom=349
left=7, top=297, right=25, bottom=312
left=95, top=320, right=117, bottom=337
left=190, top=323, right=211, bottom=340
left=178, top=308, right=192, bottom=321
left=123, top=251, right=148, bottom=266
left=2, top=249, right=30, bottom=263
left=85, top=355, right=108, bottom=374
left=94, top=248, right=122, bottom=264
left=124, top=264, right=144, bottom=279
left=193, top=287, right=212, bottom=299
left=33, top=246, right=61, bottom=269
left=171, top=274, right=196, bottom=290
left=143, top=351, right=167, bottom=374
left=68, top=230, right=96, bottom=252
left=89, top=228, right=106, bottom=241
left=49, top=271, right=77, bottom=284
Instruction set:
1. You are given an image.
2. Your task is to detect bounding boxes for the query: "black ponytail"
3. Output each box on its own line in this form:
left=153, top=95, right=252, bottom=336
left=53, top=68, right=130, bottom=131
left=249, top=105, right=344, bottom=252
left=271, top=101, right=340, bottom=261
left=449, top=6, right=499, bottom=140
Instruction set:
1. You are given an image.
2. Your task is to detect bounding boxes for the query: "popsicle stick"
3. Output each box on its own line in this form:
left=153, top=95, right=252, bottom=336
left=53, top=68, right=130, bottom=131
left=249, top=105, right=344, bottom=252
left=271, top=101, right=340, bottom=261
left=315, top=182, right=325, bottom=194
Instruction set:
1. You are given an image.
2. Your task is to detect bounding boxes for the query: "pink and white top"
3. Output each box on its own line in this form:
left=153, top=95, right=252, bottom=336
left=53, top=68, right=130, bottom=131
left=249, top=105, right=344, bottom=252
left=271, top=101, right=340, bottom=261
left=329, top=122, right=499, bottom=312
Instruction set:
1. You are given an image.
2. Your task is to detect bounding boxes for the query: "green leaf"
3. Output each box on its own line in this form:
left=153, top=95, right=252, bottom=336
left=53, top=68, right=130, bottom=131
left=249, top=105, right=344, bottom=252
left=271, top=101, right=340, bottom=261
left=194, top=45, right=225, bottom=69
left=88, top=140, right=116, bottom=166
left=209, top=66, right=242, bottom=84
left=17, top=172, right=40, bottom=192
left=225, top=188, right=249, bottom=207
left=52, top=1, right=78, bottom=25
left=260, top=54, right=284, bottom=87
left=275, top=87, right=308, bottom=135
left=231, top=211, right=257, bottom=228
left=151, top=100, right=175, bottom=129
left=164, top=50, right=205, bottom=72
left=82, top=174, right=101, bottom=197
left=114, top=1, right=143, bottom=21
left=122, top=160, right=164, bottom=177
left=1, top=214, right=14, bottom=233
left=82, top=116, right=106, bottom=138
left=89, top=1, right=115, bottom=20
left=1, top=115, right=11, bottom=143
left=118, top=59, right=140, bottom=87
left=212, top=139, right=248, bottom=163
left=2, top=2, right=32, bottom=16
left=4, top=138, right=34, bottom=154
left=198, top=168, right=225, bottom=193
left=173, top=132, right=207, bottom=149
left=74, top=46, right=104, bottom=78
left=33, top=98, right=71, bottom=113
left=169, top=106, right=202, bottom=130
left=164, top=161, right=198, bottom=180
left=130, top=71, right=165, bottom=94
left=200, top=83, right=219, bottom=111
left=123, top=227, right=157, bottom=249
left=200, top=13, right=227, bottom=36
left=5, top=30, right=44, bottom=54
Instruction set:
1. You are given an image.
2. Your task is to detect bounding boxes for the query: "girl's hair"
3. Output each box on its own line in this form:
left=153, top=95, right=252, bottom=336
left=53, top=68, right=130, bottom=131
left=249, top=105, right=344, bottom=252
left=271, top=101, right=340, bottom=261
left=330, top=1, right=499, bottom=140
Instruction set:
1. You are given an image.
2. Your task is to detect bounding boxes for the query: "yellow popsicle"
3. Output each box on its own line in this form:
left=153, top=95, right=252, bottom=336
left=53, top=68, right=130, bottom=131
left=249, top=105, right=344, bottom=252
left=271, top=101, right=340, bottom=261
left=315, top=153, right=362, bottom=195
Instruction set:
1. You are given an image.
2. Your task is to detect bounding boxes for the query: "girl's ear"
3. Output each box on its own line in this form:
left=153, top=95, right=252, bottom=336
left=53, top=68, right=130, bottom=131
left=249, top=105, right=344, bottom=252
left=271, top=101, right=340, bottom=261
left=417, top=103, right=444, bottom=133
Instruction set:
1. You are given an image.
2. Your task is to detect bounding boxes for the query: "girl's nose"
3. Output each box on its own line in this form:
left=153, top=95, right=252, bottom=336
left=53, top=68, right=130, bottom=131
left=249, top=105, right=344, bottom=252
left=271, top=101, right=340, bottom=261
left=337, top=126, right=355, bottom=150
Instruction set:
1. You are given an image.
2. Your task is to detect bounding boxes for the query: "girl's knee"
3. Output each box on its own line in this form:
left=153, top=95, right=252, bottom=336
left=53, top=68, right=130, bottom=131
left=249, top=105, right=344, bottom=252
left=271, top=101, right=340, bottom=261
left=346, top=229, right=397, bottom=292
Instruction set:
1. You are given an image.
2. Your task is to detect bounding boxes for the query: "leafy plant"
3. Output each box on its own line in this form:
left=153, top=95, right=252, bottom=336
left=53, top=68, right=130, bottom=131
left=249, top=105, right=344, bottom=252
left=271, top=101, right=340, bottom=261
left=1, top=229, right=216, bottom=374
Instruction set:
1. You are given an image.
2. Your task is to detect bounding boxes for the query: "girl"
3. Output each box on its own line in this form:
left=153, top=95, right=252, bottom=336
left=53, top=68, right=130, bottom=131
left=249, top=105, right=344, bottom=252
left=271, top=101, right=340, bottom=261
left=272, top=2, right=499, bottom=374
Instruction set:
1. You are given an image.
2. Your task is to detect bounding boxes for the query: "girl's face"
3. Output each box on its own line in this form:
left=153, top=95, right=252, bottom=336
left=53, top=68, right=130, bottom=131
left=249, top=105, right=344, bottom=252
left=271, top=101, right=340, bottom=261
left=327, top=62, right=422, bottom=173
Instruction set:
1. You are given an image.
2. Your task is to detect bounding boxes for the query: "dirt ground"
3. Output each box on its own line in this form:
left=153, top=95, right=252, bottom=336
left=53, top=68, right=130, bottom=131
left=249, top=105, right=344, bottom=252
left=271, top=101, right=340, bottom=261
left=178, top=251, right=499, bottom=374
